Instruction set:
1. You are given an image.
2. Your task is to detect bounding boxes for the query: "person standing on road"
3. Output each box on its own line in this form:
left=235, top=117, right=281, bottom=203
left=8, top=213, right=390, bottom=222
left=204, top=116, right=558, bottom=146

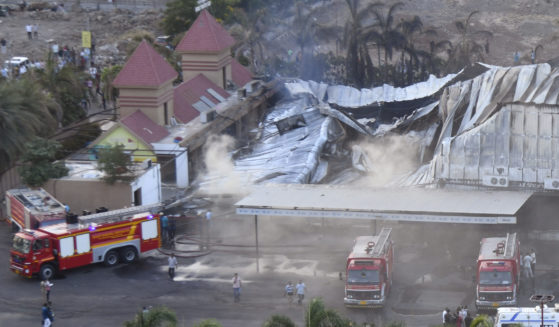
left=168, top=253, right=178, bottom=281
left=464, top=312, right=473, bottom=327
left=530, top=248, right=536, bottom=275
left=41, top=279, right=53, bottom=303
left=232, top=273, right=242, bottom=302
left=26, top=24, right=32, bottom=40
left=204, top=210, right=212, bottom=250
left=41, top=303, right=54, bottom=327
left=296, top=280, right=306, bottom=305
left=443, top=307, right=450, bottom=326
left=160, top=212, right=169, bottom=244
left=0, top=38, right=6, bottom=55
left=33, top=23, right=38, bottom=39
left=523, top=252, right=533, bottom=279
left=284, top=281, right=295, bottom=305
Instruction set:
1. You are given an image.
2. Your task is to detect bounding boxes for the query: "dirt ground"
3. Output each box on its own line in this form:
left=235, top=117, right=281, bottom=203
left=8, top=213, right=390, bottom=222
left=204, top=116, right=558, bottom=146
left=2, top=0, right=559, bottom=75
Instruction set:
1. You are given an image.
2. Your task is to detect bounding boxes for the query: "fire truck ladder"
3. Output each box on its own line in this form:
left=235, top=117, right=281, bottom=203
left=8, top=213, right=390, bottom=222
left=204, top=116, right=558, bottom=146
left=504, top=232, right=517, bottom=258
left=371, top=228, right=392, bottom=257
left=78, top=202, right=164, bottom=226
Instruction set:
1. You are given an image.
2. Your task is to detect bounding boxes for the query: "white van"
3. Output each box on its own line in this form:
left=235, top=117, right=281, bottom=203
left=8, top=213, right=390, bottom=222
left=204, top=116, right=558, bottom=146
left=495, top=305, right=559, bottom=326
left=4, top=56, right=29, bottom=69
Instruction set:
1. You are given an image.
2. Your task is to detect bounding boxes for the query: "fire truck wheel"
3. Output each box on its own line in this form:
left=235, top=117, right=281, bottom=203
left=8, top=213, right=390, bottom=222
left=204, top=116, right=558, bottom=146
left=104, top=250, right=119, bottom=267
left=40, top=264, right=56, bottom=280
left=120, top=247, right=137, bottom=263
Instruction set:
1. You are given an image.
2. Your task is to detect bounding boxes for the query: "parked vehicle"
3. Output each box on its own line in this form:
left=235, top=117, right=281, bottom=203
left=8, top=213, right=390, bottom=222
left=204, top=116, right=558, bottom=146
left=475, top=233, right=520, bottom=310
left=494, top=305, right=559, bottom=326
left=10, top=204, right=162, bottom=280
left=6, top=188, right=67, bottom=231
left=4, top=56, right=29, bottom=69
left=344, top=227, right=393, bottom=308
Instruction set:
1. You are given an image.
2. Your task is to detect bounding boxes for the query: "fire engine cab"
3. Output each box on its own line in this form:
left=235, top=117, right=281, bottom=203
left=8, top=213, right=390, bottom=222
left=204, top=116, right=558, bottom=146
left=344, top=227, right=393, bottom=308
left=10, top=204, right=162, bottom=280
left=476, top=233, right=520, bottom=310
left=494, top=305, right=559, bottom=327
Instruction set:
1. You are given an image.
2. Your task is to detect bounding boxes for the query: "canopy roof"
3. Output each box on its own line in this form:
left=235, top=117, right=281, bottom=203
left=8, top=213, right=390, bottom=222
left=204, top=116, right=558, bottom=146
left=235, top=184, right=532, bottom=224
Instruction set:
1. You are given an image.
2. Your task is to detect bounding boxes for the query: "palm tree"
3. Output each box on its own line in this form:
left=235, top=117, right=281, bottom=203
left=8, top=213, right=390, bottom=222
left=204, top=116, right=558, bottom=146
left=31, top=51, right=89, bottom=126
left=447, top=11, right=493, bottom=72
left=305, top=297, right=350, bottom=327
left=0, top=78, right=60, bottom=172
left=263, top=314, right=296, bottom=327
left=230, top=7, right=268, bottom=74
left=123, top=306, right=177, bottom=327
left=342, top=0, right=383, bottom=87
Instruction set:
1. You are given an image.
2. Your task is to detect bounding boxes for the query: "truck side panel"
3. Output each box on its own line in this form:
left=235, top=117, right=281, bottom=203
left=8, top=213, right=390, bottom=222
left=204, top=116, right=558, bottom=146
left=7, top=194, right=27, bottom=229
left=92, top=239, right=140, bottom=263
left=139, top=218, right=161, bottom=252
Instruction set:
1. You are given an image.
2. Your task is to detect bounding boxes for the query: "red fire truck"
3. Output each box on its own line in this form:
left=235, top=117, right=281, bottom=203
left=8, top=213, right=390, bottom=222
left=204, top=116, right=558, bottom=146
left=6, top=188, right=67, bottom=230
left=344, top=227, right=393, bottom=308
left=475, top=233, right=520, bottom=310
left=10, top=204, right=162, bottom=280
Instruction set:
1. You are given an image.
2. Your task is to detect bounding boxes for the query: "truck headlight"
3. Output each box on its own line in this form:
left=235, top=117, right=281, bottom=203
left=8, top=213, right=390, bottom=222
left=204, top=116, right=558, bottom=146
left=373, top=295, right=380, bottom=299
left=25, top=269, right=29, bottom=274
left=347, top=295, right=353, bottom=299
left=506, top=296, right=512, bottom=300
left=479, top=296, right=486, bottom=300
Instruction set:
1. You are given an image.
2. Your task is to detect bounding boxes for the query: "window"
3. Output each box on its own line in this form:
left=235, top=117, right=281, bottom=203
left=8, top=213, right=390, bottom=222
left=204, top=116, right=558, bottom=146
left=59, top=237, right=75, bottom=257
left=76, top=234, right=91, bottom=254
left=32, top=240, right=43, bottom=252
left=12, top=236, right=30, bottom=254
left=141, top=220, right=158, bottom=240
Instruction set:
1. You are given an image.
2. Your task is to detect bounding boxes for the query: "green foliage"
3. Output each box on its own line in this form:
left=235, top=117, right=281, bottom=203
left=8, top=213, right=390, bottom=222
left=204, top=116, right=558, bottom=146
left=31, top=52, right=89, bottom=126
left=123, top=306, right=178, bottom=327
left=192, top=319, right=223, bottom=327
left=161, top=0, right=197, bottom=36
left=18, top=137, right=69, bottom=187
left=0, top=78, right=60, bottom=172
left=56, top=123, right=102, bottom=160
left=101, top=65, right=122, bottom=103
left=262, top=315, right=296, bottom=327
left=305, top=298, right=351, bottom=327
left=471, top=315, right=493, bottom=327
left=97, top=144, right=134, bottom=185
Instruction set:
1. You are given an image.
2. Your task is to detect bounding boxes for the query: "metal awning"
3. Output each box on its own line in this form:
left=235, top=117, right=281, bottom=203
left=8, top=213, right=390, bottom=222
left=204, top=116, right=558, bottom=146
left=235, top=184, right=533, bottom=224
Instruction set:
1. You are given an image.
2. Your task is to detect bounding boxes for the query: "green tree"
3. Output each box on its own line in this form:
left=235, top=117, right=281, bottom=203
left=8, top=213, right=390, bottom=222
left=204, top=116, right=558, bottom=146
left=124, top=306, right=178, bottom=327
left=192, top=319, right=223, bottom=327
left=31, top=52, right=89, bottom=126
left=100, top=65, right=122, bottom=106
left=18, top=137, right=69, bottom=188
left=447, top=11, right=493, bottom=72
left=342, top=0, right=383, bottom=87
left=97, top=144, right=134, bottom=184
left=0, top=78, right=60, bottom=172
left=263, top=315, right=296, bottom=327
left=230, top=7, right=268, bottom=74
left=305, top=298, right=350, bottom=327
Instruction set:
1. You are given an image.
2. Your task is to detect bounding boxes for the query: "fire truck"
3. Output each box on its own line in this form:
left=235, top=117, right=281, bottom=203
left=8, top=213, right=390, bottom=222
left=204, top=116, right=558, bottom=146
left=10, top=203, right=163, bottom=280
left=494, top=305, right=559, bottom=326
left=344, top=227, right=393, bottom=308
left=6, top=188, right=67, bottom=230
left=475, top=233, right=521, bottom=310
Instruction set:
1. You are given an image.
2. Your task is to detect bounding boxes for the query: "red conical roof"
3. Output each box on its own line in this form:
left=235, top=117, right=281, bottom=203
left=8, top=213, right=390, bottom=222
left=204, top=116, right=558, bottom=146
left=113, top=40, right=178, bottom=88
left=175, top=10, right=235, bottom=53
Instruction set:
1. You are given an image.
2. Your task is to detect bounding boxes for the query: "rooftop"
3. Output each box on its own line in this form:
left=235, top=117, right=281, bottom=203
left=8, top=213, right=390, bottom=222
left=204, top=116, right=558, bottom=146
left=175, top=10, right=235, bottom=53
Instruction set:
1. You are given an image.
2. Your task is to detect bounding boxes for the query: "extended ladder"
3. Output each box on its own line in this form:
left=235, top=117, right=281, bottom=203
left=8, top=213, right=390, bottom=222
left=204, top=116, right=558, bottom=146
left=78, top=202, right=164, bottom=226
left=504, top=232, right=517, bottom=258
left=372, top=228, right=392, bottom=257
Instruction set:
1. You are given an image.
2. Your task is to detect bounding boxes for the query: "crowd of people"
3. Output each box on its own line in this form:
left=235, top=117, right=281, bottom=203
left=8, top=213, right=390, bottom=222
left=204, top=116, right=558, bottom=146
left=443, top=306, right=472, bottom=327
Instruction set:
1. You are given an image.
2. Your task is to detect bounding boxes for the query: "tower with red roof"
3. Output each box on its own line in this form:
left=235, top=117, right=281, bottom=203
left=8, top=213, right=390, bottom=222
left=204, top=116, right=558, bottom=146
left=113, top=40, right=178, bottom=126
left=175, top=9, right=236, bottom=89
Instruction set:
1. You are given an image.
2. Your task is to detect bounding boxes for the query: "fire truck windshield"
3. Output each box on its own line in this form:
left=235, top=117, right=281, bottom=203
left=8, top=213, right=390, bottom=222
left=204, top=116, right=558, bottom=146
left=348, top=269, right=380, bottom=285
left=479, top=271, right=512, bottom=285
left=12, top=235, right=31, bottom=254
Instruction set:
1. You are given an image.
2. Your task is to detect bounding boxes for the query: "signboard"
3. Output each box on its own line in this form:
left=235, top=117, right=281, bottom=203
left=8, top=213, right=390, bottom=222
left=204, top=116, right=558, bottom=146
left=195, top=0, right=211, bottom=12
left=236, top=208, right=517, bottom=224
left=82, top=31, right=91, bottom=49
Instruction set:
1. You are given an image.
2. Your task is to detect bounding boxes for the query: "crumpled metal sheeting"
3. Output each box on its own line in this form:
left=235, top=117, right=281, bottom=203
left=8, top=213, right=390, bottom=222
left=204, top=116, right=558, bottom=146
left=407, top=63, right=559, bottom=188
left=325, top=74, right=456, bottom=108
left=234, top=95, right=348, bottom=184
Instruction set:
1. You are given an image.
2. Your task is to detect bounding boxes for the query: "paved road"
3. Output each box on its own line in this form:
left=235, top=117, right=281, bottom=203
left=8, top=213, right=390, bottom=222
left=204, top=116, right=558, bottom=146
left=2, top=198, right=559, bottom=326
